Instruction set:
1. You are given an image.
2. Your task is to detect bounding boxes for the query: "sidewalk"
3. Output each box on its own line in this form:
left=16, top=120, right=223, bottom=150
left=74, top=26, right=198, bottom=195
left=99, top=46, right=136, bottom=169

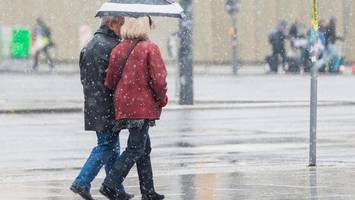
left=0, top=59, right=269, bottom=75
left=1, top=59, right=354, bottom=75
left=1, top=65, right=355, bottom=114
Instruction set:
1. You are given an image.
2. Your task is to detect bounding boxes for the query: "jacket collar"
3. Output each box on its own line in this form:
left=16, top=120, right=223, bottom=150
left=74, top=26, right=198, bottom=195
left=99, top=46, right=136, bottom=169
left=95, top=25, right=121, bottom=42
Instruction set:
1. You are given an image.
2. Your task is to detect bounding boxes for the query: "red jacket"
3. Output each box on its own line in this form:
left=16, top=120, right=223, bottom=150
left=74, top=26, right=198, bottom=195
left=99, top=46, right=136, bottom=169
left=105, top=39, right=168, bottom=120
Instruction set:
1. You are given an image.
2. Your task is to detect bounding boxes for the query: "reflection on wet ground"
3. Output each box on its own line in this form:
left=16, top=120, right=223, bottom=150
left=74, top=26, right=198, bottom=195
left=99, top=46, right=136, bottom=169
left=2, top=168, right=355, bottom=200
left=1, top=106, right=355, bottom=199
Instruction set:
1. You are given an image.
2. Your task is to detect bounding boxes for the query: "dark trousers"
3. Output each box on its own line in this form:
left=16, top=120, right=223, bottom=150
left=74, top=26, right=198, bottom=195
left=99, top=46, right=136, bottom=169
left=32, top=46, right=54, bottom=70
left=104, top=122, right=155, bottom=194
left=271, top=46, right=287, bottom=72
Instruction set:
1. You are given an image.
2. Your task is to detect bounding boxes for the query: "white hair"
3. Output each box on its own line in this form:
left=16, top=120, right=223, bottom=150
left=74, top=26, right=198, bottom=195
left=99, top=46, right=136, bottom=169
left=121, top=17, right=151, bottom=40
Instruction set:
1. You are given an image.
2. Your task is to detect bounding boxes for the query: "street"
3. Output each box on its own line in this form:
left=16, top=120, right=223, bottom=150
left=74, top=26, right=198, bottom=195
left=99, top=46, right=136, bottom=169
left=1, top=104, right=355, bottom=199
left=1, top=70, right=355, bottom=199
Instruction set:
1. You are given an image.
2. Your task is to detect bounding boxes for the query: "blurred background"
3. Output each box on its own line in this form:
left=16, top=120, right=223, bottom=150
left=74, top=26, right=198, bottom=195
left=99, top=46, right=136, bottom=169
left=0, top=0, right=354, bottom=65
left=1, top=1, right=355, bottom=199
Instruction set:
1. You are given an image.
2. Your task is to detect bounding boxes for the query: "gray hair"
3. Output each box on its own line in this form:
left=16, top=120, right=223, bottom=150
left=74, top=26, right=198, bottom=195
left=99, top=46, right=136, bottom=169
left=101, top=16, right=120, bottom=26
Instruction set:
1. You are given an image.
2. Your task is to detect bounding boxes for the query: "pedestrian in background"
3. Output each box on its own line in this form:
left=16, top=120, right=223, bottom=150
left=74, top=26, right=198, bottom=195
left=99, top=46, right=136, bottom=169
left=70, top=16, right=133, bottom=200
left=317, top=17, right=344, bottom=72
left=100, top=16, right=168, bottom=200
left=324, top=17, right=344, bottom=61
left=267, top=20, right=288, bottom=73
left=324, top=17, right=343, bottom=50
left=303, top=19, right=326, bottom=72
left=289, top=17, right=306, bottom=51
left=31, top=18, right=55, bottom=71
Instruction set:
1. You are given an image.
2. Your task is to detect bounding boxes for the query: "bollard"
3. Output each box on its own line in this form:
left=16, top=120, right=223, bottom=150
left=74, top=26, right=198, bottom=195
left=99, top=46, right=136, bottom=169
left=309, top=0, right=319, bottom=167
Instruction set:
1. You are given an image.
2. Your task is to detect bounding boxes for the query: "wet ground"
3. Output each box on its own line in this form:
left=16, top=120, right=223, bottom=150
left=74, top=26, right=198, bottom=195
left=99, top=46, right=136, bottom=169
left=1, top=70, right=355, bottom=199
left=1, top=105, right=355, bottom=199
left=1, top=72, right=355, bottom=109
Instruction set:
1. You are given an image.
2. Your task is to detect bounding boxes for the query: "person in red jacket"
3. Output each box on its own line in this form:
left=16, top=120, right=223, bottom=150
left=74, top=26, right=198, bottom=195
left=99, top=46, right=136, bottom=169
left=100, top=16, right=167, bottom=200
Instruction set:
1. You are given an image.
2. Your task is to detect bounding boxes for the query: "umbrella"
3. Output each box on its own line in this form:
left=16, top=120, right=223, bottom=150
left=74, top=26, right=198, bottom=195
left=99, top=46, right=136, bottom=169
left=96, top=0, right=184, bottom=18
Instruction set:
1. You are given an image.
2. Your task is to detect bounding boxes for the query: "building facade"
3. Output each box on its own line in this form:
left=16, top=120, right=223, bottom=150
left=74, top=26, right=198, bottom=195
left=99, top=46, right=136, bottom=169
left=0, top=0, right=354, bottom=64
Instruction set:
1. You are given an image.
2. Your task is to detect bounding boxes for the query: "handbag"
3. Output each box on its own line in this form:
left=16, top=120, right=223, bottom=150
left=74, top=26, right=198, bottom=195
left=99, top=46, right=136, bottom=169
left=114, top=40, right=141, bottom=87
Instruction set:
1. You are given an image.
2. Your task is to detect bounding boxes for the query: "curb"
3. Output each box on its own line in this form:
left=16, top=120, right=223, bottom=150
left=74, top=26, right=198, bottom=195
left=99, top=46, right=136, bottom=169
left=0, top=69, right=79, bottom=75
left=0, top=108, right=83, bottom=114
left=165, top=101, right=355, bottom=111
left=1, top=101, right=354, bottom=114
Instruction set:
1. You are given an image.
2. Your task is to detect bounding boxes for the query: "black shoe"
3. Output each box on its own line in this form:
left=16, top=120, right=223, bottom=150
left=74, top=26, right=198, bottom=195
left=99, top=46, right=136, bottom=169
left=124, top=192, right=135, bottom=199
left=70, top=184, right=95, bottom=200
left=100, top=184, right=130, bottom=200
left=142, top=192, right=165, bottom=200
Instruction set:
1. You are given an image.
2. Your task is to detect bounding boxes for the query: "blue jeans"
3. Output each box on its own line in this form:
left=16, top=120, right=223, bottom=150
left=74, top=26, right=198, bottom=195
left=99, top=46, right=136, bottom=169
left=73, top=132, right=125, bottom=192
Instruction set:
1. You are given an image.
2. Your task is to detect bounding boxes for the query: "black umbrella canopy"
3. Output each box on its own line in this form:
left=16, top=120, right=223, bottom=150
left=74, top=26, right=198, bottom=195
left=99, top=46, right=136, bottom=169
left=96, top=0, right=184, bottom=18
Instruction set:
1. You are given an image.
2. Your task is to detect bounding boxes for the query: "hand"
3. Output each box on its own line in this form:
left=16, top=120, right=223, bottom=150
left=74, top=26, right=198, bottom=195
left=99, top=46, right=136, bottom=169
left=159, top=95, right=168, bottom=108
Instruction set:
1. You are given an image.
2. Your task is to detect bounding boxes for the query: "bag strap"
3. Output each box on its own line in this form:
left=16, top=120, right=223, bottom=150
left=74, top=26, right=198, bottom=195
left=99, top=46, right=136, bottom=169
left=114, top=40, right=141, bottom=87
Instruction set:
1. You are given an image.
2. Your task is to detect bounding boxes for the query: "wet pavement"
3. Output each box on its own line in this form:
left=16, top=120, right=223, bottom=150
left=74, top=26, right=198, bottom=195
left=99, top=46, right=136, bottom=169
left=1, top=105, right=355, bottom=199
left=1, top=68, right=355, bottom=199
left=1, top=70, right=355, bottom=111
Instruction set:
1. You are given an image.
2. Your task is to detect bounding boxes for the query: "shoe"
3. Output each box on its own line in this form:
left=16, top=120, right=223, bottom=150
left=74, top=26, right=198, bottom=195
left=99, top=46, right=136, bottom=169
left=70, top=184, right=95, bottom=200
left=142, top=192, right=165, bottom=200
left=124, top=192, right=134, bottom=199
left=100, top=184, right=130, bottom=200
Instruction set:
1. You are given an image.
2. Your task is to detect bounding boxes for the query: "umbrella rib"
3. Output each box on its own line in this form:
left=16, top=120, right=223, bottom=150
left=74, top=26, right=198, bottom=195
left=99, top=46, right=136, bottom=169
left=96, top=2, right=184, bottom=18
left=98, top=2, right=183, bottom=14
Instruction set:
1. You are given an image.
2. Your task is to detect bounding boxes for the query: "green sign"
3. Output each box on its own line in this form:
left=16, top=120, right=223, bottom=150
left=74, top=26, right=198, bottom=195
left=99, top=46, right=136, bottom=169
left=11, top=28, right=31, bottom=58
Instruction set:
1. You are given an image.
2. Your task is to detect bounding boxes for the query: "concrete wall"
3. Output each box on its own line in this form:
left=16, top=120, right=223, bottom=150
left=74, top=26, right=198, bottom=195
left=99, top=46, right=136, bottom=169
left=0, top=0, right=354, bottom=63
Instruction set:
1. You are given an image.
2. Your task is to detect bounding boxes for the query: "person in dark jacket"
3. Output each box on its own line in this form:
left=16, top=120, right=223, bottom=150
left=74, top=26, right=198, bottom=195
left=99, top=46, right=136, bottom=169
left=324, top=17, right=343, bottom=58
left=32, top=18, right=55, bottom=70
left=289, top=17, right=305, bottom=49
left=325, top=17, right=343, bottom=48
left=268, top=20, right=288, bottom=72
left=99, top=16, right=167, bottom=200
left=317, top=17, right=344, bottom=72
left=70, top=16, right=133, bottom=200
